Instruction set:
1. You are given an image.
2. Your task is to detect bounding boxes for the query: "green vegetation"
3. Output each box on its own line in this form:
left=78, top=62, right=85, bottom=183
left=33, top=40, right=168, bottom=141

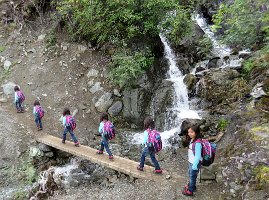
left=217, top=118, right=229, bottom=131
left=196, top=35, right=213, bottom=59
left=13, top=190, right=27, bottom=200
left=45, top=31, right=57, bottom=47
left=56, top=0, right=193, bottom=45
left=55, top=0, right=195, bottom=87
left=254, top=165, right=269, bottom=189
left=212, top=0, right=269, bottom=49
left=109, top=49, right=154, bottom=88
left=0, top=46, right=6, bottom=53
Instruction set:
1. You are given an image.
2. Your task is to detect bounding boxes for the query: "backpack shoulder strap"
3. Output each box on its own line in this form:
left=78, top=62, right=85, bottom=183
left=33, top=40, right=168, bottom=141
left=192, top=139, right=202, bottom=155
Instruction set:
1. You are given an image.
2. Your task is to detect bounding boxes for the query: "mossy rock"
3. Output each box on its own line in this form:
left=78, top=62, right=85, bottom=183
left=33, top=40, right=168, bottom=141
left=256, top=96, right=269, bottom=112
left=254, top=165, right=269, bottom=190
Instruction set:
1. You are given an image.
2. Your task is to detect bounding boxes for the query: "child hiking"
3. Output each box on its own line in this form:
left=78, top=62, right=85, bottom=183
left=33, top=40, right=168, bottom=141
left=137, top=117, right=162, bottom=174
left=96, top=112, right=114, bottom=160
left=62, top=108, right=79, bottom=147
left=33, top=100, right=44, bottom=131
left=182, top=125, right=203, bottom=196
left=14, top=86, right=25, bottom=113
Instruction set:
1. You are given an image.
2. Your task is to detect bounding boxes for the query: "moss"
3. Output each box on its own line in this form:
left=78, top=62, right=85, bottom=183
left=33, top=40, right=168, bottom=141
left=0, top=46, right=5, bottom=52
left=13, top=190, right=27, bottom=200
left=254, top=165, right=269, bottom=189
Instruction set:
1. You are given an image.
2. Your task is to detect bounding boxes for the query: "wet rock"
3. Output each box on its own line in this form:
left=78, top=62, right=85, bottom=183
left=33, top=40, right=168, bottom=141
left=108, top=101, right=123, bottom=117
left=45, top=152, right=54, bottom=158
left=183, top=74, right=198, bottom=91
left=38, top=143, right=52, bottom=152
left=207, top=57, right=221, bottom=69
left=238, top=51, right=251, bottom=59
left=29, top=147, right=44, bottom=157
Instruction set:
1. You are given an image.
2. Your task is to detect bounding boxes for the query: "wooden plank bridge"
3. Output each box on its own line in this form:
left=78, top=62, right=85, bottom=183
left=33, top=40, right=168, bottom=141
left=37, top=135, right=181, bottom=181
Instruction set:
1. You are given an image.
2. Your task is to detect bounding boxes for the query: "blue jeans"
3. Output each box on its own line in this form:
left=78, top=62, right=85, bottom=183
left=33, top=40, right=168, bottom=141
left=99, top=138, right=112, bottom=156
left=188, top=162, right=201, bottom=192
left=15, top=100, right=23, bottom=111
left=63, top=126, right=78, bottom=143
left=35, top=116, right=42, bottom=128
left=139, top=147, right=161, bottom=170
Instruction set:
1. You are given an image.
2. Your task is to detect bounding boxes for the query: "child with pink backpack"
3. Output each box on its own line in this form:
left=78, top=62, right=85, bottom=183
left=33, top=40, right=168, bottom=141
left=96, top=112, right=115, bottom=159
left=33, top=100, right=44, bottom=131
left=14, top=85, right=25, bottom=113
left=62, top=108, right=79, bottom=147
left=137, top=116, right=162, bottom=174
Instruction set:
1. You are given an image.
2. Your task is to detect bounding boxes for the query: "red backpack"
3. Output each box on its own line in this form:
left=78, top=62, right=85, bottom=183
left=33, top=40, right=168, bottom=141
left=147, top=129, right=162, bottom=153
left=103, top=121, right=116, bottom=140
left=66, top=115, right=77, bottom=130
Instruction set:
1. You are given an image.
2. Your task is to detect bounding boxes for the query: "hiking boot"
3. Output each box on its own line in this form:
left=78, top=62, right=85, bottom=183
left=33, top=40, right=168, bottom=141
left=109, top=155, right=114, bottom=160
left=17, top=110, right=21, bottom=113
left=96, top=150, right=103, bottom=154
left=154, top=169, right=162, bottom=174
left=182, top=188, right=193, bottom=196
left=184, top=185, right=196, bottom=192
left=137, top=166, right=143, bottom=171
left=74, top=142, right=80, bottom=147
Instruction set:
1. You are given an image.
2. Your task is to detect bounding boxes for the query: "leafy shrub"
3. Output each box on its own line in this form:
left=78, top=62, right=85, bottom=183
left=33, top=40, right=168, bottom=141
left=109, top=49, right=154, bottom=88
left=212, top=0, right=269, bottom=49
left=217, top=118, right=229, bottom=131
left=254, top=165, right=269, bottom=189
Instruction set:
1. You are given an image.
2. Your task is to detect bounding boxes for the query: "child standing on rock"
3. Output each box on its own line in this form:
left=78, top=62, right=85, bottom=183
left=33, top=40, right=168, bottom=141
left=96, top=112, right=114, bottom=160
left=33, top=100, right=44, bottom=131
left=14, top=86, right=25, bottom=113
left=137, top=116, right=162, bottom=174
left=62, top=108, right=79, bottom=147
left=182, top=125, right=203, bottom=196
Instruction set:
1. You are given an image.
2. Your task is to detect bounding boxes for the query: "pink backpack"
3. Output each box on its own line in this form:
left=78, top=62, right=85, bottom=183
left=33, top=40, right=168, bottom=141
left=36, top=105, right=44, bottom=118
left=192, top=139, right=217, bottom=166
left=103, top=121, right=116, bottom=140
left=66, top=115, right=77, bottom=130
left=17, top=91, right=25, bottom=102
left=147, top=129, right=162, bottom=153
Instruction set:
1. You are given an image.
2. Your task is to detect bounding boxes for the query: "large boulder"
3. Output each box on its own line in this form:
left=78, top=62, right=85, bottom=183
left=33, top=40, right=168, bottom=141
left=108, top=101, right=123, bottom=117
left=94, top=92, right=113, bottom=112
left=1, top=82, right=16, bottom=95
left=196, top=68, right=248, bottom=107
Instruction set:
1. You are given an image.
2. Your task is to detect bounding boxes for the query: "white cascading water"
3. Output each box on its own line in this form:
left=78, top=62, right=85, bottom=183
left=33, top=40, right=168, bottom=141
left=132, top=34, right=201, bottom=147
left=195, top=14, right=231, bottom=57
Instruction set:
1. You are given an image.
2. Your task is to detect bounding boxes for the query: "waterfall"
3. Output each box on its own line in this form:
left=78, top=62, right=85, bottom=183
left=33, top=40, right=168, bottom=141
left=195, top=14, right=231, bottom=57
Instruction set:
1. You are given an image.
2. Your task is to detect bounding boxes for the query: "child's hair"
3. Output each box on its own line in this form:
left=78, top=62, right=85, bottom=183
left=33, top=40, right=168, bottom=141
left=34, top=100, right=40, bottom=106
left=100, top=112, right=109, bottom=122
left=182, top=124, right=203, bottom=147
left=63, top=108, right=71, bottom=116
left=14, top=86, right=20, bottom=91
left=144, top=116, right=155, bottom=130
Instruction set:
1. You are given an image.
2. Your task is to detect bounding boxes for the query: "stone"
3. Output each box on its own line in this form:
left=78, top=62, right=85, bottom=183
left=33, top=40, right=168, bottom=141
left=38, top=143, right=52, bottom=152
left=183, top=74, right=197, bottom=91
left=89, top=82, right=103, bottom=94
left=37, top=34, right=46, bottom=41
left=94, top=92, right=113, bottom=112
left=87, top=69, right=99, bottom=78
left=0, top=97, right=8, bottom=103
left=45, top=152, right=54, bottom=158
left=1, top=82, right=16, bottom=95
left=3, top=60, right=11, bottom=70
left=113, top=89, right=122, bottom=97
left=108, top=101, right=123, bottom=117
left=29, top=147, right=44, bottom=157
left=77, top=45, right=87, bottom=53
